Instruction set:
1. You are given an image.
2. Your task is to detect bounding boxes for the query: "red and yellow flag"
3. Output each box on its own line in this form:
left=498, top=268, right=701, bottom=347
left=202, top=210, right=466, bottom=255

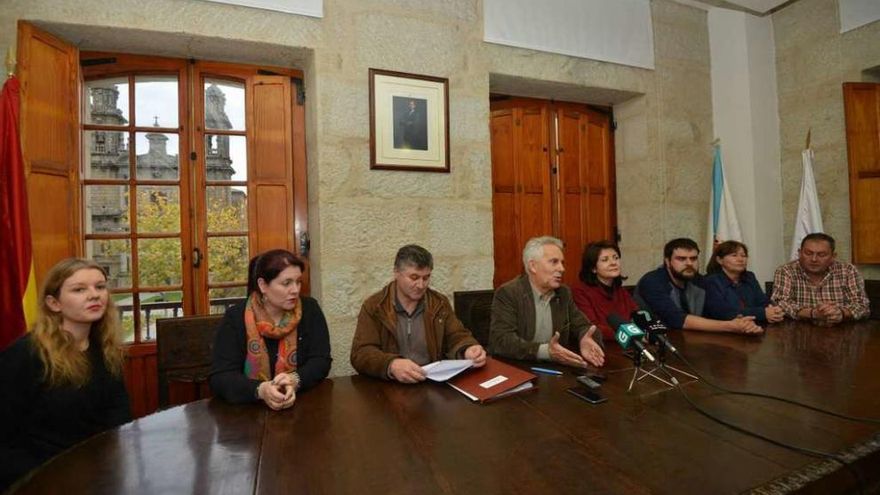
left=0, top=75, right=37, bottom=350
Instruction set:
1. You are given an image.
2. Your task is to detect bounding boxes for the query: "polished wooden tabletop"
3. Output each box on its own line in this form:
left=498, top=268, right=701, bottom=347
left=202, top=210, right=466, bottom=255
left=12, top=320, right=880, bottom=494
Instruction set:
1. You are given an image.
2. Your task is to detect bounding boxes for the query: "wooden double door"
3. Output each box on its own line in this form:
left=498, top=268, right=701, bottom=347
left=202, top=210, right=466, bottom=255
left=490, top=97, right=616, bottom=287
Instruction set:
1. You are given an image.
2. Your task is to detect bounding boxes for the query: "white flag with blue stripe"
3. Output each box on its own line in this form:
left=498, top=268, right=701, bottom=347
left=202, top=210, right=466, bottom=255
left=705, top=143, right=742, bottom=258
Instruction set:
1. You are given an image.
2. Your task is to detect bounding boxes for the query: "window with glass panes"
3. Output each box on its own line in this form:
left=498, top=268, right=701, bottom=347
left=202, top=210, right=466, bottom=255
left=82, top=70, right=190, bottom=342
left=81, top=54, right=306, bottom=343
left=200, top=78, right=249, bottom=313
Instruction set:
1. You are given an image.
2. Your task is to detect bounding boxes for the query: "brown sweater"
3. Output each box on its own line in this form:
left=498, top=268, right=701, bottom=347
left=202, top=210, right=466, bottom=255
left=350, top=282, right=479, bottom=379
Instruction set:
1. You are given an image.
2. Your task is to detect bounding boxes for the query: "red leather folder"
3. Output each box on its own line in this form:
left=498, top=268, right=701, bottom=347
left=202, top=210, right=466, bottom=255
left=447, top=357, right=536, bottom=403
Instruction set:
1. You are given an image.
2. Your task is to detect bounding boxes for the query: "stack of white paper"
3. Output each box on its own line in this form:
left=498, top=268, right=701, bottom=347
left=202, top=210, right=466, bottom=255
left=422, top=359, right=473, bottom=382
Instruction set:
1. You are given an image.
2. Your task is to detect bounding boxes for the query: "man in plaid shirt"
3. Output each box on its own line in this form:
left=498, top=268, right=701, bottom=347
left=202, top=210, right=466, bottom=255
left=771, top=233, right=870, bottom=324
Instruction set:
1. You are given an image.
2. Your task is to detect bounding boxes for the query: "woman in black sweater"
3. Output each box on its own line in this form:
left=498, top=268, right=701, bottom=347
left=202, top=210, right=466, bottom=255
left=210, top=249, right=332, bottom=409
left=0, top=259, right=130, bottom=490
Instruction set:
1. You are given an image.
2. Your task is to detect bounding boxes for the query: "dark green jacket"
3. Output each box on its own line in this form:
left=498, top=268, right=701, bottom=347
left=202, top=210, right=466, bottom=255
left=489, top=275, right=603, bottom=360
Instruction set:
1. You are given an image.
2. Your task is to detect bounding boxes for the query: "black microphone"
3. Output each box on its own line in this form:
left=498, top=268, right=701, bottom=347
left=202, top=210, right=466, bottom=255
left=607, top=314, right=655, bottom=363
left=631, top=309, right=678, bottom=354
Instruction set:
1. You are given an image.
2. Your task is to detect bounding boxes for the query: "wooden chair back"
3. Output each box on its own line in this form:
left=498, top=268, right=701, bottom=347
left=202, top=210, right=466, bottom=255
left=453, top=290, right=495, bottom=347
left=867, top=280, right=880, bottom=320
left=156, top=314, right=223, bottom=409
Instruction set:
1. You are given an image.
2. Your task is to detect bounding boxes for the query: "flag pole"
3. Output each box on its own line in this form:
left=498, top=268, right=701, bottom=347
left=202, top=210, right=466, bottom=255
left=5, top=46, right=15, bottom=79
left=789, top=130, right=823, bottom=260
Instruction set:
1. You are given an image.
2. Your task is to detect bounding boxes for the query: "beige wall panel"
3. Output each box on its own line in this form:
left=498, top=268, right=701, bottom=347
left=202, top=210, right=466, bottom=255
left=773, top=0, right=880, bottom=277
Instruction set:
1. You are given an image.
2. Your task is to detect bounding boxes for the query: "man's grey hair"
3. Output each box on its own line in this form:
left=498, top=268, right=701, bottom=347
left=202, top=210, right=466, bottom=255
left=522, top=236, right=563, bottom=272
left=394, top=244, right=434, bottom=270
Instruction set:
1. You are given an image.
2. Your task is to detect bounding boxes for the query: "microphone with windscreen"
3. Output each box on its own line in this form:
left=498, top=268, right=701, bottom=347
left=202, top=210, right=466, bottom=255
left=607, top=314, right=655, bottom=363
left=631, top=309, right=678, bottom=355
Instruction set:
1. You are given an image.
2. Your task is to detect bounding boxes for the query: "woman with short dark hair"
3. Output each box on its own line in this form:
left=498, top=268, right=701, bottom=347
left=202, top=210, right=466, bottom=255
left=704, top=241, right=783, bottom=324
left=210, top=249, right=331, bottom=409
left=572, top=241, right=640, bottom=340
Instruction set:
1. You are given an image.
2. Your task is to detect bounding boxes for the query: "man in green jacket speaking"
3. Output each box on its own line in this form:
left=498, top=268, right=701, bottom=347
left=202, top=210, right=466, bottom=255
left=489, top=236, right=604, bottom=368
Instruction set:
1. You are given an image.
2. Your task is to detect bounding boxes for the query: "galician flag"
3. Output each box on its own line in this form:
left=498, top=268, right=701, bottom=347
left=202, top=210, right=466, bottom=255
left=705, top=143, right=742, bottom=258
left=789, top=147, right=823, bottom=260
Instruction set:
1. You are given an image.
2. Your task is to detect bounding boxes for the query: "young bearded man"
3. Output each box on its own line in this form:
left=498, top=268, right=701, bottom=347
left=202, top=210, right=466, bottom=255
left=635, top=238, right=763, bottom=334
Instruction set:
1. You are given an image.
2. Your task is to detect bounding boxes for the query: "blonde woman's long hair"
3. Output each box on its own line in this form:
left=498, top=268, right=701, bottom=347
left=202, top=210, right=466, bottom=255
left=30, top=258, right=125, bottom=388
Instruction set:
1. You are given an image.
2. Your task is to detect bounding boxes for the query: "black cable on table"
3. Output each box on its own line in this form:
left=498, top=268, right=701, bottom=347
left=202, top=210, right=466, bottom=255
left=670, top=349, right=880, bottom=425
left=656, top=365, right=866, bottom=495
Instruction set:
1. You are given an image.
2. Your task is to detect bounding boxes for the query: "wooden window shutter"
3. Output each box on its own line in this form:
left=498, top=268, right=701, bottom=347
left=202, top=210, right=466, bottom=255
left=843, top=82, right=880, bottom=263
left=490, top=107, right=521, bottom=287
left=585, top=108, right=615, bottom=243
left=17, top=21, right=81, bottom=286
left=517, top=104, right=553, bottom=245
left=555, top=106, right=588, bottom=287
left=553, top=104, right=615, bottom=287
left=489, top=100, right=553, bottom=287
left=247, top=75, right=295, bottom=255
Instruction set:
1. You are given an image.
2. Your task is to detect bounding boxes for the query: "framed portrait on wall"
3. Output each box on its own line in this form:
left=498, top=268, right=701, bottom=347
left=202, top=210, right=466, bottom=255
left=369, top=68, right=450, bottom=173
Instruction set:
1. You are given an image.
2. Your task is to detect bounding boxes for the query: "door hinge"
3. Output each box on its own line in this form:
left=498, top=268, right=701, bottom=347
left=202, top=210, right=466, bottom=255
left=293, top=78, right=305, bottom=105
left=299, top=231, right=311, bottom=257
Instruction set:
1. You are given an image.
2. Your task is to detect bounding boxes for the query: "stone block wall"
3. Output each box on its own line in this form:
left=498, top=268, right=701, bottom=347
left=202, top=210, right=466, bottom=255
left=1, top=0, right=716, bottom=376
left=773, top=0, right=880, bottom=278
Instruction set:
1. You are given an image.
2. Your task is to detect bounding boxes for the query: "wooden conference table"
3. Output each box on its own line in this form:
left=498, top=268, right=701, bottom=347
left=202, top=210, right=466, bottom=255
left=12, top=320, right=880, bottom=494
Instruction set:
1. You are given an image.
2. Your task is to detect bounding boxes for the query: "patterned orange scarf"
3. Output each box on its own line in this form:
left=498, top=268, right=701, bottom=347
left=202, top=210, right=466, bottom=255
left=244, top=292, right=301, bottom=381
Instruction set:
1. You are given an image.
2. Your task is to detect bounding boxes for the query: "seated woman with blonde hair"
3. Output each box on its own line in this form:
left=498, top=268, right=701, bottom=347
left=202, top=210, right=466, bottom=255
left=704, top=241, right=784, bottom=324
left=210, top=249, right=331, bottom=410
left=0, top=258, right=130, bottom=490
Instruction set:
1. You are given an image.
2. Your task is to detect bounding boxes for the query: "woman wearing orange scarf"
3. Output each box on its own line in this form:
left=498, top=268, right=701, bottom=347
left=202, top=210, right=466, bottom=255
left=210, top=250, right=331, bottom=409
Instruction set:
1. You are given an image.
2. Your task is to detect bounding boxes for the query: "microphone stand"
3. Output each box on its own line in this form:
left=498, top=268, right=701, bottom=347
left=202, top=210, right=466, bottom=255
left=628, top=349, right=675, bottom=391
left=630, top=341, right=698, bottom=392
left=626, top=349, right=643, bottom=392
left=652, top=340, right=698, bottom=381
left=626, top=339, right=700, bottom=392
left=626, top=346, right=678, bottom=392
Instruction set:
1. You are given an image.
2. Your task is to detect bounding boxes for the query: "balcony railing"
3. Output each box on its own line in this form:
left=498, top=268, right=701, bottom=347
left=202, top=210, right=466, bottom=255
left=117, top=297, right=245, bottom=341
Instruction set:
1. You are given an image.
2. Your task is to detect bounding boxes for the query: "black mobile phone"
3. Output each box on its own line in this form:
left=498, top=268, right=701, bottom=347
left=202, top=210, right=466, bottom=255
left=587, top=372, right=606, bottom=383
left=567, top=386, right=607, bottom=404
left=576, top=375, right=602, bottom=389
